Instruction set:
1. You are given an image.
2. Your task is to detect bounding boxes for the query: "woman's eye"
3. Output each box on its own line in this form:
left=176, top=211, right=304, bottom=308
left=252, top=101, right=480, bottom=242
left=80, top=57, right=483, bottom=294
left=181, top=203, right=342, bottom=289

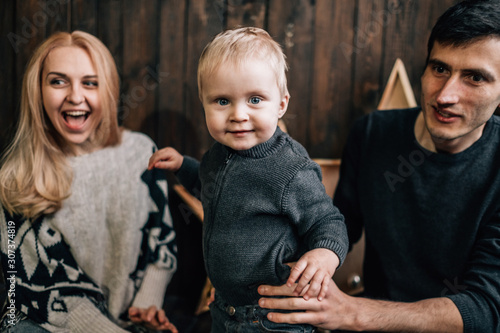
left=50, top=78, right=65, bottom=85
left=217, top=99, right=229, bottom=106
left=84, top=81, right=98, bottom=87
left=249, top=97, right=261, bottom=104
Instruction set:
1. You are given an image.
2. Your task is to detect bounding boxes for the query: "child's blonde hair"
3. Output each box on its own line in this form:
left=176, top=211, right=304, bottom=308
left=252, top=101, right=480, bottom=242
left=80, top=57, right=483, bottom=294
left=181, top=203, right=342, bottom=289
left=197, top=27, right=289, bottom=99
left=0, top=31, right=121, bottom=219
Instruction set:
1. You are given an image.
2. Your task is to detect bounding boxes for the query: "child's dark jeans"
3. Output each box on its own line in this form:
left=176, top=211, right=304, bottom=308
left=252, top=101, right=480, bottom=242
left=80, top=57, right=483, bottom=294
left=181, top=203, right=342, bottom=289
left=209, top=293, right=316, bottom=333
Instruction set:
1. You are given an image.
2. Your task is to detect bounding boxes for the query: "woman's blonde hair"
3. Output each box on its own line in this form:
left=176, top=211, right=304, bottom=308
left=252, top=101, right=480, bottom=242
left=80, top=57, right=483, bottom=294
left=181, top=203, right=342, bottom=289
left=0, top=30, right=121, bottom=218
left=197, top=27, right=289, bottom=100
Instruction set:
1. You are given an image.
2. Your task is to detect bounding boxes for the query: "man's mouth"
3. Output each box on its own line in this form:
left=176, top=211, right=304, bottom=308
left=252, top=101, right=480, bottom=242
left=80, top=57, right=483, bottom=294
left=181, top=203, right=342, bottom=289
left=437, top=109, right=453, bottom=118
left=434, top=107, right=459, bottom=121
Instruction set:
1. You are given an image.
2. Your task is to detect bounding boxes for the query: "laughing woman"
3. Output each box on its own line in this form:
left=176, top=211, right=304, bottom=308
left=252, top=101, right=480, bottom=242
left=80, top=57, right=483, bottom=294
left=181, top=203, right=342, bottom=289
left=0, top=31, right=177, bottom=333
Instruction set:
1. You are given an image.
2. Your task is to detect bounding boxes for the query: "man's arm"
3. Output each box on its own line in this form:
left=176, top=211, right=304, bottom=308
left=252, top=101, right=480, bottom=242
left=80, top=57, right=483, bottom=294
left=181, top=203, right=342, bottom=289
left=258, top=280, right=463, bottom=332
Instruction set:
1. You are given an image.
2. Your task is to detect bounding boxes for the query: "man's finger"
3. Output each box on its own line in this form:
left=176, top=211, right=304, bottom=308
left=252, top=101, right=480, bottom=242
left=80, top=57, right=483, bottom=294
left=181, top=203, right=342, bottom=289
left=266, top=310, right=320, bottom=325
left=259, top=294, right=319, bottom=311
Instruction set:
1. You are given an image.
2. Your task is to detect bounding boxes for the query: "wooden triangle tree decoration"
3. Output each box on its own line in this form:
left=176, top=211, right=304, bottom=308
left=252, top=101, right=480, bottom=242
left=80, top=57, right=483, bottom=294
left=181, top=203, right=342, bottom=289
left=377, top=58, right=417, bottom=110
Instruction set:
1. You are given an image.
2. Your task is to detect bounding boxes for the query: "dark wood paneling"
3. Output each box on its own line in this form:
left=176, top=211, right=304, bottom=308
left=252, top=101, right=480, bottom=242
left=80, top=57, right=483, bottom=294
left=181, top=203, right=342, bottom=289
left=42, top=0, right=70, bottom=34
left=121, top=0, right=159, bottom=140
left=97, top=0, right=123, bottom=70
left=227, top=0, right=266, bottom=29
left=309, top=0, right=356, bottom=158
left=71, top=0, right=97, bottom=34
left=351, top=0, right=385, bottom=118
left=0, top=0, right=463, bottom=159
left=157, top=0, right=188, bottom=152
left=14, top=0, right=49, bottom=93
left=0, top=0, right=16, bottom=152
left=268, top=0, right=315, bottom=150
left=184, top=0, right=222, bottom=159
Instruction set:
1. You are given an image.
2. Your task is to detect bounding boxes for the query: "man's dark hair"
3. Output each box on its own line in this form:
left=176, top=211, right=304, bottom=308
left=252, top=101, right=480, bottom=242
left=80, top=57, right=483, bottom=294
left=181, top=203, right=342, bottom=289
left=427, top=0, right=500, bottom=62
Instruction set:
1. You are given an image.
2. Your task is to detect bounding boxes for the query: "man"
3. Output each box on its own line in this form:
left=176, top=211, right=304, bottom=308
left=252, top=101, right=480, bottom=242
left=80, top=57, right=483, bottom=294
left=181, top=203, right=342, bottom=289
left=258, top=0, right=500, bottom=331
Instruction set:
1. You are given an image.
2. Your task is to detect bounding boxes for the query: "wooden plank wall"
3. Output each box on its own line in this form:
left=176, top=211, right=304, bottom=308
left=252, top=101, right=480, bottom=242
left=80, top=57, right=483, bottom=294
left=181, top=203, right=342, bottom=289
left=1, top=0, right=461, bottom=159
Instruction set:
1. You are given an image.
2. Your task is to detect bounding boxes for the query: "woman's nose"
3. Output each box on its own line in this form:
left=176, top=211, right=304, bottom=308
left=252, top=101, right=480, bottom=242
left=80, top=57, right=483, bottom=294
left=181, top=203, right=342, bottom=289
left=66, top=85, right=84, bottom=105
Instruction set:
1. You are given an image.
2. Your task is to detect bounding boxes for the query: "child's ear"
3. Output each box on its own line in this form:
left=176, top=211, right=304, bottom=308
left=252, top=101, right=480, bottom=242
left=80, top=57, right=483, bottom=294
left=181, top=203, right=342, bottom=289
left=278, top=93, right=290, bottom=118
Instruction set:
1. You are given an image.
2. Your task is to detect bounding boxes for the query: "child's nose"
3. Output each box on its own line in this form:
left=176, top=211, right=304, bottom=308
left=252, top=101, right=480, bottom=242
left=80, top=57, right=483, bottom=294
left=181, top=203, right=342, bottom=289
left=230, top=104, right=249, bottom=122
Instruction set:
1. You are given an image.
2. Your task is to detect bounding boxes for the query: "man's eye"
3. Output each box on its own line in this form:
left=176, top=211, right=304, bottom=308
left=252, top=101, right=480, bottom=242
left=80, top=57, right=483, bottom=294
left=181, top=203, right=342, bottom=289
left=471, top=74, right=484, bottom=82
left=434, top=65, right=446, bottom=74
left=217, top=99, right=229, bottom=106
left=249, top=97, right=261, bottom=104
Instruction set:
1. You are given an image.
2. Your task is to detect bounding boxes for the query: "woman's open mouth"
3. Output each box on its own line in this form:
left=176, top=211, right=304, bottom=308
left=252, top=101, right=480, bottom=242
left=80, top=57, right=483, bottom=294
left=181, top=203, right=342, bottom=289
left=62, top=110, right=90, bottom=130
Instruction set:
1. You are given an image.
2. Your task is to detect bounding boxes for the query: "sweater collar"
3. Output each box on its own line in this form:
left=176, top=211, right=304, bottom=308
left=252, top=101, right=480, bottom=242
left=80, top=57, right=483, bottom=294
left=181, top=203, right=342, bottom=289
left=227, top=127, right=287, bottom=159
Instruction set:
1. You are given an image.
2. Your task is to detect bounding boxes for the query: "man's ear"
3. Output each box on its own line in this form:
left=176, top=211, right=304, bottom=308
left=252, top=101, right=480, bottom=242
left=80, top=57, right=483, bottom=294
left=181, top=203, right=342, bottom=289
left=278, top=93, right=290, bottom=118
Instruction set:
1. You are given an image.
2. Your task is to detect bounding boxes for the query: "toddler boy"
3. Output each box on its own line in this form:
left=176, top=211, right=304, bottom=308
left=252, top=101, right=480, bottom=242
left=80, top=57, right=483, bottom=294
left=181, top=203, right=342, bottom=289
left=149, top=27, right=348, bottom=332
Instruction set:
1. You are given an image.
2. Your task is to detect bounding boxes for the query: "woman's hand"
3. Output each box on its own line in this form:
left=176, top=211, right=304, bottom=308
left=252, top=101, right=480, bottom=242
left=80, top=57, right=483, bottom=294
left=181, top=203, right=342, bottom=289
left=128, top=306, right=178, bottom=332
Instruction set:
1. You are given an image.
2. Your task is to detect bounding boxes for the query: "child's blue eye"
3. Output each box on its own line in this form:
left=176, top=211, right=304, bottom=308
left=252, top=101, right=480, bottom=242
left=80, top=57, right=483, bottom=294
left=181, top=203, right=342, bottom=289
left=249, top=97, right=261, bottom=104
left=217, top=99, right=229, bottom=106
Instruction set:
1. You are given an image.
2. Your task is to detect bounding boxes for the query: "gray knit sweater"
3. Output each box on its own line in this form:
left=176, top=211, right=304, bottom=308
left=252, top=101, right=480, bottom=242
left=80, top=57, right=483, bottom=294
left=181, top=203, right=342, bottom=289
left=0, top=130, right=177, bottom=332
left=177, top=127, right=348, bottom=306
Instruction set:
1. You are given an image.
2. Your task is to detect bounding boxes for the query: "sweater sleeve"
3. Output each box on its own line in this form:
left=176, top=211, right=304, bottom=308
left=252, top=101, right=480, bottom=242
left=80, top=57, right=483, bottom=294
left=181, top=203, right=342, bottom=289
left=131, top=265, right=172, bottom=309
left=446, top=209, right=500, bottom=332
left=63, top=297, right=129, bottom=333
left=0, top=207, right=127, bottom=332
left=175, top=155, right=202, bottom=198
left=132, top=166, right=177, bottom=310
left=282, top=162, right=349, bottom=266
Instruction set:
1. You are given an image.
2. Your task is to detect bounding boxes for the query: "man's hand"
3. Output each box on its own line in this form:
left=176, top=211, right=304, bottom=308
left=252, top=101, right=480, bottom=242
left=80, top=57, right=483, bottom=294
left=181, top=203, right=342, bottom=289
left=258, top=279, right=464, bottom=332
left=258, top=279, right=352, bottom=330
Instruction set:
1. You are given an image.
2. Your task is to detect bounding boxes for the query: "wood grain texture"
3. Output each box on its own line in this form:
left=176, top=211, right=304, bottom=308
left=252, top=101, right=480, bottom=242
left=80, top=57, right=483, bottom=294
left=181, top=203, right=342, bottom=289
left=351, top=0, right=385, bottom=117
left=97, top=0, right=123, bottom=70
left=227, top=0, right=266, bottom=29
left=71, top=0, right=97, bottom=34
left=184, top=0, right=221, bottom=159
left=1, top=0, right=462, bottom=158
left=268, top=0, right=315, bottom=150
left=121, top=0, right=158, bottom=139
left=309, top=0, right=355, bottom=158
left=0, top=0, right=16, bottom=152
left=157, top=0, right=188, bottom=152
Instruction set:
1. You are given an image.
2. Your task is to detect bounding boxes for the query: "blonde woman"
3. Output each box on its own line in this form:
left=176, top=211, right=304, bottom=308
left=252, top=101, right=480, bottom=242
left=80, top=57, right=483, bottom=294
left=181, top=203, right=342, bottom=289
left=0, top=31, right=177, bottom=333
